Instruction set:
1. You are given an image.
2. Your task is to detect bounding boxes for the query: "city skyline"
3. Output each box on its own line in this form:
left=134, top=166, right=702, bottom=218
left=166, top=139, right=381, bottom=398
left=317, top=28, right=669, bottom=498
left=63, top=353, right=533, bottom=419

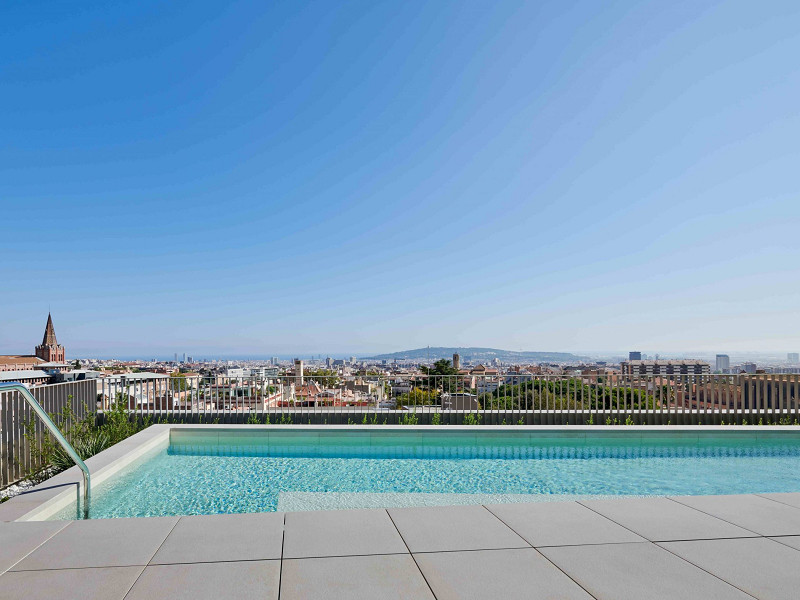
left=2, top=313, right=798, bottom=365
left=3, top=1, right=800, bottom=354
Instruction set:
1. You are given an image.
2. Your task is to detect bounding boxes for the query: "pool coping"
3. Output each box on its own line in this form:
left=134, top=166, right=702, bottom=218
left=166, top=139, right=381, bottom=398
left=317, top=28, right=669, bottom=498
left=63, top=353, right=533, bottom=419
left=3, top=424, right=800, bottom=522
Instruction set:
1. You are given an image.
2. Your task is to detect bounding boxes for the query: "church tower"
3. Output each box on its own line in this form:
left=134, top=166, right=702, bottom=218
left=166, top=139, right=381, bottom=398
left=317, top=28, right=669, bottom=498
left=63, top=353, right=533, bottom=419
left=35, top=313, right=65, bottom=362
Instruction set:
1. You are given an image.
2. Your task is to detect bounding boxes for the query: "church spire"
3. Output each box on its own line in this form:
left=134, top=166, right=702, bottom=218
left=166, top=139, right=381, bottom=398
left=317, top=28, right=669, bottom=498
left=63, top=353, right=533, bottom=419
left=41, top=313, right=58, bottom=346
left=35, top=312, right=65, bottom=363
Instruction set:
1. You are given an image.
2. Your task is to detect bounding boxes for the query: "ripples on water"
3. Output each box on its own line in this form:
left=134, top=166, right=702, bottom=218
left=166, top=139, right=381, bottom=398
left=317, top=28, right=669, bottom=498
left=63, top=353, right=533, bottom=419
left=53, top=438, right=800, bottom=519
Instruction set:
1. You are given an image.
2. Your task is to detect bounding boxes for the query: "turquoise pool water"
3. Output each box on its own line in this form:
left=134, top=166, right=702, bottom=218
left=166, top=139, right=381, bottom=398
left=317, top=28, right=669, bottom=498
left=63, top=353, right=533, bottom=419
left=53, top=430, right=800, bottom=519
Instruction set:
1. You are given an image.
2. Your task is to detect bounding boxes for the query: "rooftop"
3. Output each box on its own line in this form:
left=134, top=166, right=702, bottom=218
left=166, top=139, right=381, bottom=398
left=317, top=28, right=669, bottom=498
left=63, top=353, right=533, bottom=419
left=0, top=370, right=50, bottom=381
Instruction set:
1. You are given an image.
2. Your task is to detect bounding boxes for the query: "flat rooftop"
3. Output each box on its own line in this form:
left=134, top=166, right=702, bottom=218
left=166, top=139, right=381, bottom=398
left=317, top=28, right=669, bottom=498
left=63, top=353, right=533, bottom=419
left=2, top=492, right=800, bottom=599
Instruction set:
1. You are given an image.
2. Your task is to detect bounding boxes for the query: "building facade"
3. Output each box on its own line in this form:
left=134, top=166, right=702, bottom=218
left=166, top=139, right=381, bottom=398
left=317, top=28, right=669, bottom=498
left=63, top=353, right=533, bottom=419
left=620, top=360, right=711, bottom=377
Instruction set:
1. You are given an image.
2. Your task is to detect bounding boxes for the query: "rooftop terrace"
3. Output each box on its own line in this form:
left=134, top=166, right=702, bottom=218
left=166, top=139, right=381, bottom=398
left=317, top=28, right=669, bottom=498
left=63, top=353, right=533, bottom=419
left=3, top=493, right=800, bottom=599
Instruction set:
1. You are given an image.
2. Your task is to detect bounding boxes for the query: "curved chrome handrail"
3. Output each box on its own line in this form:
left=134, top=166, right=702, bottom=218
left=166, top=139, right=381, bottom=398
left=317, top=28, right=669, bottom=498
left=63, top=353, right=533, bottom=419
left=0, top=382, right=90, bottom=518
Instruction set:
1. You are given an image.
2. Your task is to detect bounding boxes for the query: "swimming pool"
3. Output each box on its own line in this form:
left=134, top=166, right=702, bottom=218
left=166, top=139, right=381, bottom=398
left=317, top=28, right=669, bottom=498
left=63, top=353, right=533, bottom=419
left=52, top=427, right=800, bottom=520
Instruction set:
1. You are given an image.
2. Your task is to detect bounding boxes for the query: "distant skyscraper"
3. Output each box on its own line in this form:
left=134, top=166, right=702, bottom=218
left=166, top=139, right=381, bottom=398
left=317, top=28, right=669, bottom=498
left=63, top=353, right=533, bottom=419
left=453, top=353, right=460, bottom=370
left=182, top=353, right=186, bottom=363
left=174, top=353, right=178, bottom=363
left=271, top=357, right=279, bottom=366
left=788, top=353, right=799, bottom=364
left=350, top=356, right=356, bottom=365
left=294, top=359, right=304, bottom=384
left=326, top=356, right=332, bottom=368
left=629, top=351, right=642, bottom=361
left=741, top=362, right=757, bottom=374
left=715, top=354, right=730, bottom=371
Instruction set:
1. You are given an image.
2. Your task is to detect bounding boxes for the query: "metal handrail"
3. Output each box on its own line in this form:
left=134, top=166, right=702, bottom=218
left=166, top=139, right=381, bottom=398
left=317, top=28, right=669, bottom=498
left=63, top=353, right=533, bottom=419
left=0, top=382, right=90, bottom=518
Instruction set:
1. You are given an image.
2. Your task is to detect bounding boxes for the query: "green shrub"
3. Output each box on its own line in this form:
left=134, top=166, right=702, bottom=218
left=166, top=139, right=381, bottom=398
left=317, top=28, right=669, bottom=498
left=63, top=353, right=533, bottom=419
left=22, top=396, right=150, bottom=483
left=462, top=413, right=481, bottom=425
left=399, top=413, right=419, bottom=425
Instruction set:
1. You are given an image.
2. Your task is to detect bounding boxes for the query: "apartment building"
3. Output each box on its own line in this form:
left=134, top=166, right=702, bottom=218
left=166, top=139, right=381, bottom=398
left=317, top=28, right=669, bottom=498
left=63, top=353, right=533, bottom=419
left=620, top=360, right=711, bottom=377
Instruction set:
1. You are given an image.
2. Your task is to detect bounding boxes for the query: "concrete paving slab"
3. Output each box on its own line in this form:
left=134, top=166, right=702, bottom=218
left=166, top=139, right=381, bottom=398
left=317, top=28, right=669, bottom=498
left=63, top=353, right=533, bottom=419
left=126, top=560, right=280, bottom=600
left=580, top=496, right=757, bottom=541
left=284, top=508, right=407, bottom=558
left=387, top=504, right=528, bottom=553
left=12, top=516, right=178, bottom=570
left=414, top=548, right=593, bottom=600
left=540, top=541, right=752, bottom=600
left=670, top=494, right=800, bottom=536
left=151, top=512, right=284, bottom=564
left=758, top=492, right=800, bottom=510
left=486, top=501, right=644, bottom=547
left=0, top=499, right=63, bottom=522
left=0, top=520, right=68, bottom=573
left=0, top=565, right=143, bottom=600
left=281, top=554, right=435, bottom=600
left=660, top=537, right=800, bottom=600
left=768, top=536, right=800, bottom=551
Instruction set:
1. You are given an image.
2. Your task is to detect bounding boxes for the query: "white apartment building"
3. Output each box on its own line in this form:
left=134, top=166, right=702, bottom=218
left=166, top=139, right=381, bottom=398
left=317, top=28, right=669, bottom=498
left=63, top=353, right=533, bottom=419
left=620, top=360, right=711, bottom=377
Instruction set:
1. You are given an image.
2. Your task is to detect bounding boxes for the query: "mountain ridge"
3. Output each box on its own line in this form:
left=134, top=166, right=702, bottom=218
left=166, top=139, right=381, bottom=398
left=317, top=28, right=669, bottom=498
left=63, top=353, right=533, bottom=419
left=364, top=346, right=588, bottom=362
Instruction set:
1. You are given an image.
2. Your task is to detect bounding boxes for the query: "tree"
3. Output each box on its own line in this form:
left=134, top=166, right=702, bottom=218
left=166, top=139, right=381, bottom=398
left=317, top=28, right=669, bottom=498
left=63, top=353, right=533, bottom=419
left=420, top=359, right=461, bottom=392
left=397, top=388, right=440, bottom=406
left=481, top=378, right=658, bottom=411
left=420, top=359, right=460, bottom=376
left=73, top=359, right=81, bottom=370
left=304, top=369, right=340, bottom=387
left=170, top=371, right=189, bottom=392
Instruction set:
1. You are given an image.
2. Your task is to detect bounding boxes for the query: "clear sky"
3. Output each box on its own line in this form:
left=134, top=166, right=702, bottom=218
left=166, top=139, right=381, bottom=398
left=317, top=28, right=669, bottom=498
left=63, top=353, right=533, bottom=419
left=2, top=0, right=800, bottom=358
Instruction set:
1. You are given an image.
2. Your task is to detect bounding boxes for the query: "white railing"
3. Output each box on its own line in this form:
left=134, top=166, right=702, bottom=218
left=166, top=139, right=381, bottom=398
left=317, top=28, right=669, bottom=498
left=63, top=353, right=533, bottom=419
left=3, top=373, right=798, bottom=491
left=93, top=373, right=800, bottom=425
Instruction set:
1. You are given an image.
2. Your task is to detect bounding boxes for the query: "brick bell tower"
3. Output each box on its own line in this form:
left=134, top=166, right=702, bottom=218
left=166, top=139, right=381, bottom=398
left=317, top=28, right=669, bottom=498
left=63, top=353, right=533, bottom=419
left=35, top=313, right=65, bottom=362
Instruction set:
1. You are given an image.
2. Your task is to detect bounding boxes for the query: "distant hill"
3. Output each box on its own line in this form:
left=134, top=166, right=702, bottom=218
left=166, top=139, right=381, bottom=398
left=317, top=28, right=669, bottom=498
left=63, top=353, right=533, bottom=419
left=364, top=347, right=588, bottom=363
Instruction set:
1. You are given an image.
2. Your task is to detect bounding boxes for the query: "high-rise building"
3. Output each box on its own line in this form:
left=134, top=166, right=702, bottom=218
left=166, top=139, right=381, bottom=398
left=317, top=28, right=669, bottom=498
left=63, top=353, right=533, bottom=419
left=629, top=351, right=642, bottom=361
left=174, top=353, right=178, bottom=364
left=350, top=356, right=357, bottom=365
left=715, top=354, right=730, bottom=372
left=741, top=362, right=757, bottom=374
left=294, top=359, right=304, bottom=384
left=788, top=353, right=799, bottom=364
left=325, top=357, right=332, bottom=369
left=271, top=357, right=279, bottom=366
left=35, top=313, right=65, bottom=362
left=453, top=353, right=460, bottom=371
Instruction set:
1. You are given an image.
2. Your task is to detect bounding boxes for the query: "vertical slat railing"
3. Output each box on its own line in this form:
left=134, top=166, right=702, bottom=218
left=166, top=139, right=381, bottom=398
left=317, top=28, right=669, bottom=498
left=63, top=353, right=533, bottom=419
left=0, top=380, right=94, bottom=507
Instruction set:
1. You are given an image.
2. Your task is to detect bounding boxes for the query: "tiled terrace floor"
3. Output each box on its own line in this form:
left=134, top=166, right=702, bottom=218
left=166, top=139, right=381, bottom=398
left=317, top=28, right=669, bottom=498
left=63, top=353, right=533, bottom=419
left=3, top=493, right=800, bottom=599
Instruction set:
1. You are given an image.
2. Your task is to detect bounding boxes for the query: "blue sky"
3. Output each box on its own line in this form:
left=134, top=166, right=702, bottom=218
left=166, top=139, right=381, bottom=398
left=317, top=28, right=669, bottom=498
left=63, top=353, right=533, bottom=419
left=2, top=0, right=799, bottom=357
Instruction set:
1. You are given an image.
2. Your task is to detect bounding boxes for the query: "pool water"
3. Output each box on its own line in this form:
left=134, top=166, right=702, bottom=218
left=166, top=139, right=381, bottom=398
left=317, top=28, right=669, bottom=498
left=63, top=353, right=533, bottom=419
left=53, top=431, right=800, bottom=519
